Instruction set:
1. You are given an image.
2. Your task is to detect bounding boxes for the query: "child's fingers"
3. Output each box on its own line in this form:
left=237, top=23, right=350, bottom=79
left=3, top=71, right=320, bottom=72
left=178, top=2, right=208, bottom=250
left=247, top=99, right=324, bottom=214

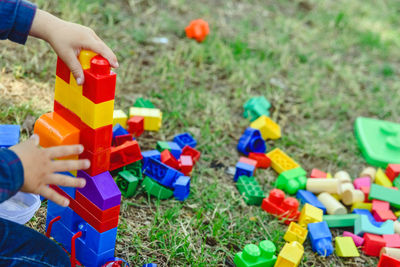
left=39, top=186, right=69, bottom=207
left=63, top=50, right=85, bottom=85
left=47, top=174, right=86, bottom=188
left=45, top=144, right=84, bottom=159
left=51, top=159, right=90, bottom=172
left=90, top=40, right=119, bottom=68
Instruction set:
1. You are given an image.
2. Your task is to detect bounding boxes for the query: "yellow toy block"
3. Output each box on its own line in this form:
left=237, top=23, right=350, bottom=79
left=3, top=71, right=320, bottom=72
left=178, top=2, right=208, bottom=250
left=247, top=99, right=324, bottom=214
left=80, top=97, right=114, bottom=129
left=395, top=210, right=400, bottom=218
left=69, top=73, right=82, bottom=93
left=113, top=109, right=128, bottom=128
left=326, top=172, right=332, bottom=178
left=351, top=202, right=372, bottom=212
left=79, top=50, right=98, bottom=70
left=266, top=148, right=300, bottom=174
left=298, top=203, right=323, bottom=228
left=335, top=237, right=360, bottom=257
left=250, top=115, right=281, bottom=140
left=375, top=168, right=392, bottom=187
left=283, top=222, right=308, bottom=245
left=54, top=76, right=82, bottom=117
left=129, top=107, right=162, bottom=131
left=275, top=241, right=304, bottom=267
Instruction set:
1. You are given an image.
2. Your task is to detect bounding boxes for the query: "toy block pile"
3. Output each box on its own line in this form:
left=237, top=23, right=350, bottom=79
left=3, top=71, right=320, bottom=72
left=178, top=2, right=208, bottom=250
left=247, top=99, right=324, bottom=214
left=233, top=96, right=400, bottom=266
left=33, top=50, right=141, bottom=266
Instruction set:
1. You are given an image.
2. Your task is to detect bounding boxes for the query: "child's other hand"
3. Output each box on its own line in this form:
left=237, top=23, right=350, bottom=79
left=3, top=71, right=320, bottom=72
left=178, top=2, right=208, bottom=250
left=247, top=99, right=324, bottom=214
left=10, top=135, right=89, bottom=207
left=30, top=10, right=118, bottom=85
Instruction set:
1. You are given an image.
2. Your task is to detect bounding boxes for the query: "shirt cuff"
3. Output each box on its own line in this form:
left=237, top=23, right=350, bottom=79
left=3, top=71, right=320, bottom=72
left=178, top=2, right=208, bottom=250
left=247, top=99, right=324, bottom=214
left=0, top=149, right=24, bottom=197
left=8, top=0, right=37, bottom=45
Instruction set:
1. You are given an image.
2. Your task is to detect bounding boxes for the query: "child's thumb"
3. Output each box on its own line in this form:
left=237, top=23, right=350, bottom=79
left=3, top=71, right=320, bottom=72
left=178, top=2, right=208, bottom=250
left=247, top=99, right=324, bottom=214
left=29, top=134, right=40, bottom=146
left=64, top=51, right=84, bottom=85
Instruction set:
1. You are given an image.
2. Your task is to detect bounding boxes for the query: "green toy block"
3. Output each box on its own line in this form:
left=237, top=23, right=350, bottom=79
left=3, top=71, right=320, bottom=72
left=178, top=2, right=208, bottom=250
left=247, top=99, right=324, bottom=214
left=234, top=240, right=277, bottom=267
left=236, top=176, right=265, bottom=205
left=323, top=214, right=360, bottom=228
left=354, top=117, right=400, bottom=167
left=243, top=96, right=271, bottom=122
left=133, top=97, right=155, bottom=108
left=369, top=184, right=400, bottom=209
left=156, top=141, right=170, bottom=152
left=275, top=167, right=307, bottom=195
left=116, top=170, right=139, bottom=198
left=393, top=176, right=400, bottom=190
left=354, top=214, right=394, bottom=236
left=124, top=160, right=143, bottom=179
left=142, top=177, right=173, bottom=200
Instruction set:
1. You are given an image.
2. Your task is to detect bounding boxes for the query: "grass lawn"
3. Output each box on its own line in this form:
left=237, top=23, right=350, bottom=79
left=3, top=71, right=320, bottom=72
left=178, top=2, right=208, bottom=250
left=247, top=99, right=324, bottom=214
left=1, top=0, right=400, bottom=266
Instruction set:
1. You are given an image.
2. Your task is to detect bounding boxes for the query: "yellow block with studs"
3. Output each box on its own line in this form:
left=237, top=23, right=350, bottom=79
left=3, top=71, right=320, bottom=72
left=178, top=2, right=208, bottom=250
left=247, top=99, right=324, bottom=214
left=351, top=202, right=372, bottom=212
left=283, top=222, right=308, bottom=245
left=298, top=203, right=323, bottom=228
left=335, top=237, right=360, bottom=257
left=79, top=50, right=98, bottom=70
left=81, top=97, right=114, bottom=129
left=266, top=148, right=299, bottom=174
left=113, top=109, right=128, bottom=128
left=54, top=76, right=82, bottom=117
left=275, top=241, right=304, bottom=267
left=250, top=115, right=281, bottom=140
left=129, top=107, right=162, bottom=131
left=375, top=168, right=392, bottom=187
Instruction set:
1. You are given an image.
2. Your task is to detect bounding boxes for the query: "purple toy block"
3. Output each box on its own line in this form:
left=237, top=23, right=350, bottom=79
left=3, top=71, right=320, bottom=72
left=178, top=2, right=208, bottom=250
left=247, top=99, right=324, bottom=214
left=353, top=177, right=371, bottom=190
left=77, top=170, right=121, bottom=210
left=343, top=231, right=364, bottom=247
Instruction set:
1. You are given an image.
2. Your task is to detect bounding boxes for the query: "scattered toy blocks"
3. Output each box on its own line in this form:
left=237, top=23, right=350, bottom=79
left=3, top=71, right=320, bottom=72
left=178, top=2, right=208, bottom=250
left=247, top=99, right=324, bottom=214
left=354, top=214, right=394, bottom=236
left=109, top=140, right=142, bottom=171
left=0, top=125, right=20, bottom=148
left=129, top=107, right=162, bottom=131
left=185, top=19, right=210, bottom=43
left=243, top=96, right=271, bottom=122
left=335, top=236, right=360, bottom=257
left=236, top=176, right=265, bottom=205
left=383, top=234, right=400, bottom=248
left=127, top=116, right=144, bottom=137
left=374, top=209, right=397, bottom=222
left=167, top=141, right=182, bottom=159
left=267, top=148, right=300, bottom=174
left=353, top=176, right=371, bottom=189
left=142, top=177, right=174, bottom=200
left=173, top=132, right=197, bottom=148
left=237, top=127, right=266, bottom=156
left=239, top=157, right=258, bottom=169
left=179, top=155, right=193, bottom=176
left=143, top=157, right=183, bottom=187
left=376, top=168, right=393, bottom=187
left=250, top=115, right=281, bottom=140
left=248, top=152, right=271, bottom=168
left=275, top=167, right=307, bottom=195
left=234, top=162, right=256, bottom=182
left=296, top=190, right=326, bottom=214
left=323, top=214, right=359, bottom=228
left=306, top=178, right=339, bottom=194
left=275, top=241, right=304, bottom=267
left=317, top=192, right=346, bottom=215
left=116, top=170, right=139, bottom=198
left=369, top=184, right=400, bottom=209
left=172, top=176, right=190, bottom=201
left=113, top=109, right=128, bottom=128
left=261, top=189, right=300, bottom=224
left=283, top=222, right=308, bottom=244
left=363, top=233, right=386, bottom=257
left=308, top=221, right=333, bottom=256
left=133, top=97, right=155, bottom=108
left=343, top=231, right=364, bottom=247
left=234, top=240, right=277, bottom=267
left=353, top=209, right=383, bottom=227
left=298, top=203, right=323, bottom=228
left=386, top=164, right=400, bottom=182
left=161, top=150, right=180, bottom=170
left=112, top=123, right=129, bottom=139
left=181, top=145, right=201, bottom=164
left=378, top=253, right=400, bottom=267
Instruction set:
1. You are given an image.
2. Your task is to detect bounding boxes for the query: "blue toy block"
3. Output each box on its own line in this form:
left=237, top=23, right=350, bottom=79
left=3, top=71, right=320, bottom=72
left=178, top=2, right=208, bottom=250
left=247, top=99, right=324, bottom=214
left=167, top=141, right=182, bottom=159
left=308, top=221, right=333, bottom=256
left=173, top=132, right=197, bottom=148
left=78, top=223, right=117, bottom=254
left=352, top=209, right=383, bottom=227
left=143, top=264, right=157, bottom=267
left=112, top=123, right=129, bottom=138
left=233, top=161, right=255, bottom=182
left=354, top=214, right=394, bottom=236
left=173, top=176, right=190, bottom=201
left=141, top=150, right=161, bottom=167
left=47, top=202, right=82, bottom=232
left=296, top=190, right=327, bottom=214
left=237, top=127, right=266, bottom=156
left=0, top=125, right=20, bottom=148
left=143, top=157, right=183, bottom=188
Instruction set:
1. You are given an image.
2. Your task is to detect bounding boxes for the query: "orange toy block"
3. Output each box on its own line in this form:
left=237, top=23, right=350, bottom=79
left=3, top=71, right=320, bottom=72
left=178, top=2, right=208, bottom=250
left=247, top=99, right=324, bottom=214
left=185, top=19, right=210, bottom=42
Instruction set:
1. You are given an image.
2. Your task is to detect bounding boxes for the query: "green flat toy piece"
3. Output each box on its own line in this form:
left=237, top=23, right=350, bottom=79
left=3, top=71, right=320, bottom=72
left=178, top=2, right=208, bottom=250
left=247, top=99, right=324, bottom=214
left=134, top=97, right=155, bottom=108
left=323, top=214, right=360, bottom=228
left=234, top=240, right=277, bottom=267
left=369, top=184, right=400, bottom=209
left=243, top=96, right=271, bottom=122
left=275, top=167, right=307, bottom=195
left=156, top=141, right=170, bottom=152
left=236, top=176, right=265, bottom=205
left=116, top=170, right=139, bottom=198
left=354, top=117, right=400, bottom=167
left=142, top=177, right=173, bottom=200
left=354, top=214, right=394, bottom=236
left=124, top=160, right=143, bottom=179
left=393, top=177, right=400, bottom=190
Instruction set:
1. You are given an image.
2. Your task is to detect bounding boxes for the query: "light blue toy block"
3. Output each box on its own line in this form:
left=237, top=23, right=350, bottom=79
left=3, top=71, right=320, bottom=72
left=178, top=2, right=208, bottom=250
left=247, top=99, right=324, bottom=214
left=234, top=162, right=255, bottom=182
left=354, top=214, right=394, bottom=236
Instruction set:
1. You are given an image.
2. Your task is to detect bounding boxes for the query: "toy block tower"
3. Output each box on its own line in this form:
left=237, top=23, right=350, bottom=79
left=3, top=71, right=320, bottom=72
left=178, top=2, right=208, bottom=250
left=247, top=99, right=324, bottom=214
left=34, top=50, right=140, bottom=266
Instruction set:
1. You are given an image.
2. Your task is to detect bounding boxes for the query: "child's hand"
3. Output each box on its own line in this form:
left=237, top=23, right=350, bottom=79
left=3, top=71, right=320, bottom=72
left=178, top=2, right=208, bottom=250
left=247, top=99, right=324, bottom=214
left=10, top=135, right=89, bottom=207
left=30, top=9, right=118, bottom=85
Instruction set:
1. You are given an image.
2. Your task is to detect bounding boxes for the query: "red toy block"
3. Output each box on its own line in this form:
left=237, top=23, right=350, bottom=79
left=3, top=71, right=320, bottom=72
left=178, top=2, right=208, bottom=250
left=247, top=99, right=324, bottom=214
left=179, top=155, right=193, bottom=176
left=373, top=209, right=397, bottom=222
left=248, top=152, right=271, bottom=168
left=363, top=233, right=386, bottom=257
left=75, top=191, right=120, bottom=221
left=181, top=145, right=201, bottom=164
left=378, top=253, right=400, bottom=267
left=161, top=149, right=179, bottom=170
left=56, top=57, right=70, bottom=83
left=79, top=148, right=110, bottom=176
left=386, top=164, right=400, bottom=182
left=239, top=157, right=258, bottom=168
left=113, top=133, right=133, bottom=147
left=383, top=234, right=400, bottom=248
left=109, top=140, right=142, bottom=171
left=80, top=123, right=112, bottom=153
left=360, top=186, right=370, bottom=202
left=127, top=116, right=144, bottom=137
left=372, top=199, right=390, bottom=213
left=261, top=189, right=300, bottom=224
left=309, top=168, right=327, bottom=178
left=53, top=100, right=82, bottom=130
left=83, top=55, right=116, bottom=104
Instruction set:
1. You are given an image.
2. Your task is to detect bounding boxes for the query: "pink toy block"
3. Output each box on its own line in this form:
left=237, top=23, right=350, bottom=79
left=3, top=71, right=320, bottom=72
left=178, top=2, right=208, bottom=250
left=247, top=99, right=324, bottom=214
left=374, top=209, right=397, bottom=222
left=360, top=186, right=370, bottom=201
left=372, top=199, right=390, bottom=213
left=383, top=234, right=400, bottom=248
left=310, top=168, right=327, bottom=178
left=343, top=231, right=364, bottom=247
left=353, top=177, right=371, bottom=190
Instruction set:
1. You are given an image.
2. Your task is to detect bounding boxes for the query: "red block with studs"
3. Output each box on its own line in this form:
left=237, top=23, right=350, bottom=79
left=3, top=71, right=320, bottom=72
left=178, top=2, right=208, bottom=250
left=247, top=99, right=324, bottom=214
left=386, top=164, right=400, bottom=182
left=261, top=189, right=300, bottom=225
left=109, top=140, right=142, bottom=171
left=181, top=145, right=201, bottom=164
left=79, top=148, right=111, bottom=176
left=179, top=155, right=193, bottom=176
left=113, top=133, right=133, bottom=146
left=83, top=55, right=116, bottom=104
left=80, top=123, right=112, bottom=153
left=161, top=150, right=179, bottom=170
left=363, top=233, right=386, bottom=257
left=56, top=57, right=70, bottom=83
left=127, top=116, right=144, bottom=137
left=309, top=168, right=327, bottom=178
left=378, top=253, right=400, bottom=267
left=248, top=152, right=271, bottom=169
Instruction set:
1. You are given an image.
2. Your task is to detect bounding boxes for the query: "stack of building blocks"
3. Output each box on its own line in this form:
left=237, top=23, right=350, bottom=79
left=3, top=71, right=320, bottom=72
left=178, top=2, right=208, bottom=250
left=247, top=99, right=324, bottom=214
left=34, top=51, right=130, bottom=266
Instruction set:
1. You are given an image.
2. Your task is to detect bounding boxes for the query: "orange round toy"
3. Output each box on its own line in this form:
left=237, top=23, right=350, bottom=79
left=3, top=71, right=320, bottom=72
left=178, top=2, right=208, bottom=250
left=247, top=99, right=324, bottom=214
left=185, top=19, right=210, bottom=42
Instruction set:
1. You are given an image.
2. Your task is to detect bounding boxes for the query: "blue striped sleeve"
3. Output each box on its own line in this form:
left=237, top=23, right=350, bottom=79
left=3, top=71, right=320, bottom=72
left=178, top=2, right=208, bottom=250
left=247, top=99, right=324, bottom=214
left=0, top=148, right=24, bottom=203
